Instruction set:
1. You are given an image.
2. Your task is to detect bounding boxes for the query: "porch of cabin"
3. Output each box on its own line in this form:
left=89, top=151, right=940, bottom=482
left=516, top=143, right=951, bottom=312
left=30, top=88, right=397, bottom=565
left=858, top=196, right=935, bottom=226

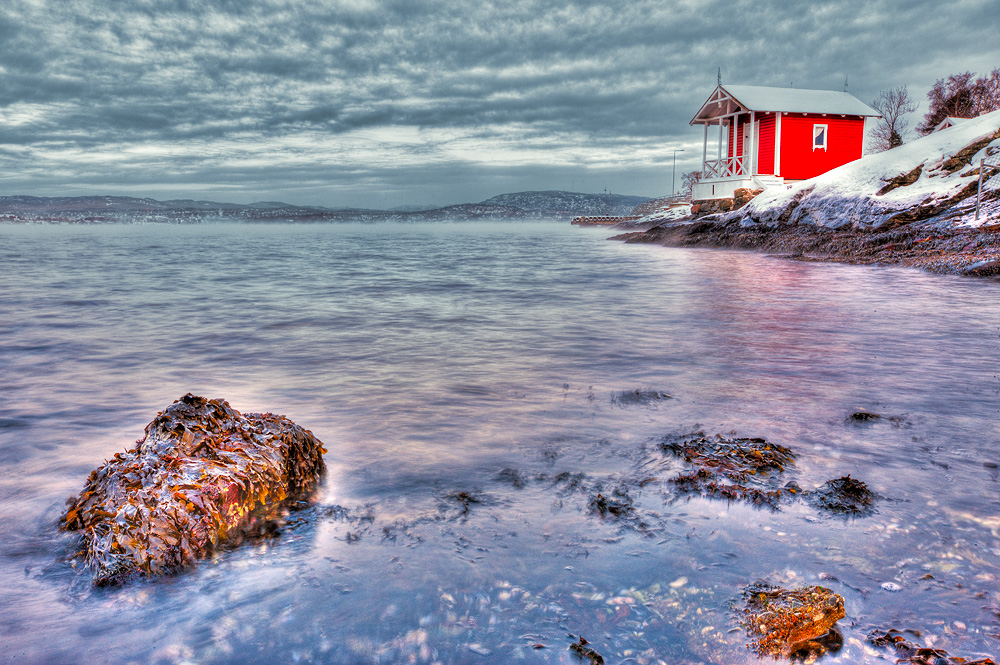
left=690, top=86, right=784, bottom=201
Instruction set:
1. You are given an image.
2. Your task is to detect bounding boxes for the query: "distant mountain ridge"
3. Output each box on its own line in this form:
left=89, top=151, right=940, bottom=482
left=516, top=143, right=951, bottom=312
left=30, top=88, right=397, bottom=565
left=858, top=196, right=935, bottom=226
left=0, top=190, right=653, bottom=223
left=480, top=190, right=650, bottom=216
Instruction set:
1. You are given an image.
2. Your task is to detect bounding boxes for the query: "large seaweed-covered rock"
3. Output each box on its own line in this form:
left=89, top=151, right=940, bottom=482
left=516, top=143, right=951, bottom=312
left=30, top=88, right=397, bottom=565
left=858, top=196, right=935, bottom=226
left=62, top=394, right=327, bottom=585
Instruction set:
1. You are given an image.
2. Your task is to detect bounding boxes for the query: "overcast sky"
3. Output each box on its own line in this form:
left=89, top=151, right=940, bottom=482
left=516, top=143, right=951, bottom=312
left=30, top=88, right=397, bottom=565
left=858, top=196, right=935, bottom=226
left=0, top=0, right=997, bottom=208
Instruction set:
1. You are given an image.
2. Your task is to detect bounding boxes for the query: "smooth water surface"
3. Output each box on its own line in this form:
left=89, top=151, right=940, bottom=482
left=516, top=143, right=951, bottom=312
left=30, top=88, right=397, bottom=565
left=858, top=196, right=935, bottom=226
left=1, top=221, right=998, bottom=664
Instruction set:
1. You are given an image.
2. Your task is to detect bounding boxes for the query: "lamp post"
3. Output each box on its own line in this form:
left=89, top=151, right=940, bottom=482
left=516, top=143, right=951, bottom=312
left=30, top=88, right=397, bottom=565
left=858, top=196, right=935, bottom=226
left=671, top=149, right=685, bottom=198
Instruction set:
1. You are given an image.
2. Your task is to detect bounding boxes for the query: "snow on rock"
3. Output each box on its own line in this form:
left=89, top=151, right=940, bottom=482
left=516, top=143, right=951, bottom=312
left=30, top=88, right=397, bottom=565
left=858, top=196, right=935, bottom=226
left=613, top=197, right=692, bottom=228
left=733, top=109, right=1000, bottom=230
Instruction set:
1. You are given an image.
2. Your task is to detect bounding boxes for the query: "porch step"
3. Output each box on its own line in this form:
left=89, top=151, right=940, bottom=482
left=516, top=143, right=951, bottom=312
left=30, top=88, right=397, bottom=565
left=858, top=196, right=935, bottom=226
left=752, top=175, right=786, bottom=190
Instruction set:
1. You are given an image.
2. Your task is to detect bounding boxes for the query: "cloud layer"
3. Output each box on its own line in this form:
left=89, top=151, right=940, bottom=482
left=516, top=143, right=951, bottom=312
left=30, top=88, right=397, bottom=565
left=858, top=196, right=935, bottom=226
left=0, top=0, right=996, bottom=207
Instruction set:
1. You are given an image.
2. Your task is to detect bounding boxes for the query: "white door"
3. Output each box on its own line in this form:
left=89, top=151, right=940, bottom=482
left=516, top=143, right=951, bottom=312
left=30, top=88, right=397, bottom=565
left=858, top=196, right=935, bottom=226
left=743, top=121, right=760, bottom=175
left=753, top=120, right=760, bottom=174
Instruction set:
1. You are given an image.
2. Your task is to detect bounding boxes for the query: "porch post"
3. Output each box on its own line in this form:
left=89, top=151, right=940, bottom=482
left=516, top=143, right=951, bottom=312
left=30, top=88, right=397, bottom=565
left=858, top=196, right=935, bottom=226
left=717, top=118, right=723, bottom=163
left=748, top=110, right=756, bottom=176
left=702, top=122, right=708, bottom=173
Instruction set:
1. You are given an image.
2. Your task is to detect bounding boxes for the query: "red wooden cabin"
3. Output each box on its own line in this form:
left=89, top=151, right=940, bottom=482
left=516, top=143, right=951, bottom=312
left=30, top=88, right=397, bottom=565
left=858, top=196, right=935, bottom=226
left=690, top=84, right=880, bottom=200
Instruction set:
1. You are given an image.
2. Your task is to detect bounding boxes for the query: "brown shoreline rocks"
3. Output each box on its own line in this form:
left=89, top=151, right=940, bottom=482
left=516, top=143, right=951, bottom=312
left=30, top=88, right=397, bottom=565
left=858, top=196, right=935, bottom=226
left=62, top=394, right=327, bottom=585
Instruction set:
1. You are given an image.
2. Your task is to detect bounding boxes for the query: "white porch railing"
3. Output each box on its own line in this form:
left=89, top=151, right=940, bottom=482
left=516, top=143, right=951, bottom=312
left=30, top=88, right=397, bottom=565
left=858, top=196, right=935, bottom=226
left=702, top=155, right=746, bottom=179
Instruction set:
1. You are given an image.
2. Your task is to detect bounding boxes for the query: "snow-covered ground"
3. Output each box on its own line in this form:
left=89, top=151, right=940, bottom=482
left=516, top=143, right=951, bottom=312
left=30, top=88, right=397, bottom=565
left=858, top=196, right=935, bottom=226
left=732, top=109, right=1000, bottom=229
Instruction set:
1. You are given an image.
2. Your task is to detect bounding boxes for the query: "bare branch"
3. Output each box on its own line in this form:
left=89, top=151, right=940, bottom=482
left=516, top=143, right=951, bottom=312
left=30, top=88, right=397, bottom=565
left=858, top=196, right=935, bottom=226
left=868, top=85, right=917, bottom=152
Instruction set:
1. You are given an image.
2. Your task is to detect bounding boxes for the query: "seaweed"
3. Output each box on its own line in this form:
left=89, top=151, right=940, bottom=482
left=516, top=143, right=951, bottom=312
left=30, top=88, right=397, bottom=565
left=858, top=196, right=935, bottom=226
left=662, top=434, right=796, bottom=508
left=662, top=434, right=795, bottom=480
left=445, top=491, right=482, bottom=516
left=62, top=394, right=327, bottom=585
left=808, top=475, right=878, bottom=516
left=588, top=491, right=634, bottom=518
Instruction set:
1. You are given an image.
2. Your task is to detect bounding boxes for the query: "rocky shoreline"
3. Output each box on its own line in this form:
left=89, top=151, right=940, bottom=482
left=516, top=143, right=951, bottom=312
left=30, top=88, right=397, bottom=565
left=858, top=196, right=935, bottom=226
left=613, top=216, right=1000, bottom=277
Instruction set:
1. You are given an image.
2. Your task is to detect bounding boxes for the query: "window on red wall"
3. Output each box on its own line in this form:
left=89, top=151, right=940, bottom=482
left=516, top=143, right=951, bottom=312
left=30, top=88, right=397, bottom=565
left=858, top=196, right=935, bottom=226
left=813, top=124, right=828, bottom=151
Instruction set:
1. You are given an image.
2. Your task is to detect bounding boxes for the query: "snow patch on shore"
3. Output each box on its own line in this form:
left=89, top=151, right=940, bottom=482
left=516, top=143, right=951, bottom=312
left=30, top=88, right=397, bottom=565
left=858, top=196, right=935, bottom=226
left=736, top=109, right=1000, bottom=229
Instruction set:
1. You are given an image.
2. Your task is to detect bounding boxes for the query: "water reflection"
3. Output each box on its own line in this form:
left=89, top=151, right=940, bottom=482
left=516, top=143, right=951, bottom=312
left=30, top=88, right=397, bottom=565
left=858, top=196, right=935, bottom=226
left=0, top=221, right=998, bottom=663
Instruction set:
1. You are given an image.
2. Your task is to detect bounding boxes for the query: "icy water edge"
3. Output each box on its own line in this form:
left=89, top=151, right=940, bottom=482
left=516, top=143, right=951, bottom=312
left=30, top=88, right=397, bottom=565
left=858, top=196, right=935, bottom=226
left=0, top=220, right=998, bottom=664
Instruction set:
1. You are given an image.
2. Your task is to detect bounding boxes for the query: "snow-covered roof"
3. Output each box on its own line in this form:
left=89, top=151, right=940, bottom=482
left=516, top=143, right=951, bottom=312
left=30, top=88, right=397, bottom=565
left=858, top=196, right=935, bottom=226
left=691, top=84, right=881, bottom=124
left=933, top=116, right=971, bottom=132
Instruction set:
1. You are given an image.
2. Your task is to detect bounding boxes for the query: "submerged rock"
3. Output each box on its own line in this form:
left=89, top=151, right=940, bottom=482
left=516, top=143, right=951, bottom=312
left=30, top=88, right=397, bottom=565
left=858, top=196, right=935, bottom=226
left=809, top=475, right=878, bottom=516
left=847, top=411, right=881, bottom=422
left=741, top=583, right=845, bottom=657
left=869, top=629, right=996, bottom=664
left=663, top=434, right=796, bottom=508
left=62, top=394, right=327, bottom=585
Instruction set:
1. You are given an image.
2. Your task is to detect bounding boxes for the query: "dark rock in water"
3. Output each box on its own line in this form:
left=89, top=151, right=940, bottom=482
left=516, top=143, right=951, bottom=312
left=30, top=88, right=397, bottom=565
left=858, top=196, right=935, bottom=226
left=610, top=389, right=672, bottom=406
left=809, top=475, right=877, bottom=516
left=847, top=411, right=881, bottom=422
left=962, top=259, right=1000, bottom=277
left=569, top=636, right=605, bottom=664
left=868, top=629, right=997, bottom=664
left=62, top=394, right=327, bottom=585
left=742, top=583, right=845, bottom=657
left=788, top=626, right=843, bottom=661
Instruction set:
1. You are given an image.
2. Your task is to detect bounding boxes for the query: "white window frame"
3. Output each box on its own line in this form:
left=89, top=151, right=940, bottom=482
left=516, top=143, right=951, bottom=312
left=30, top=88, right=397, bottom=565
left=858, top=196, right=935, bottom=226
left=813, top=123, right=828, bottom=151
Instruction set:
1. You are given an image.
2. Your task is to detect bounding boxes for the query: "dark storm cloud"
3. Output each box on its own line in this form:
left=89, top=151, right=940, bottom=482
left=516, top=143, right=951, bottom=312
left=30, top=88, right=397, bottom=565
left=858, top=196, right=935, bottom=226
left=0, top=0, right=996, bottom=206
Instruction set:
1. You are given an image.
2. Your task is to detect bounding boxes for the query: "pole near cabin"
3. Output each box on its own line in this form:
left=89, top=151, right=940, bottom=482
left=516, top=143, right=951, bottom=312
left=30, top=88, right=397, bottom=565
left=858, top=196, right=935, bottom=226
left=978, top=158, right=984, bottom=221
left=975, top=158, right=999, bottom=222
left=672, top=149, right=684, bottom=198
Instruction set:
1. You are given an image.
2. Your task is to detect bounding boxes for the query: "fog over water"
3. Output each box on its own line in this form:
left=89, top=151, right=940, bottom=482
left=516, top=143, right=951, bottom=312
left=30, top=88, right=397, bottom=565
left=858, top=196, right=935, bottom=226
left=1, top=221, right=998, bottom=664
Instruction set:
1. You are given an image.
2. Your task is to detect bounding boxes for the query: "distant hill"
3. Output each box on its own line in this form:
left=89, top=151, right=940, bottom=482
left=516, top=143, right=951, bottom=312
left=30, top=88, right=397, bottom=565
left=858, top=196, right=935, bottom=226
left=0, top=190, right=654, bottom=223
left=480, top=190, right=650, bottom=216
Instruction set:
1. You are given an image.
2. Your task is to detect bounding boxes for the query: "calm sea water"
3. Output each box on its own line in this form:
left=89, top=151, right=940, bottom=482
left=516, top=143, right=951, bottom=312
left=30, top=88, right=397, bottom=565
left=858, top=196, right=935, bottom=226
left=1, top=220, right=998, bottom=664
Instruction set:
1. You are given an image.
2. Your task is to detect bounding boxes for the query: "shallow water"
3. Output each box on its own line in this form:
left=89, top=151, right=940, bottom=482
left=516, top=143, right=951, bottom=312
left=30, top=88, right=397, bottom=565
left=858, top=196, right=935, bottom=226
left=1, top=220, right=998, bottom=664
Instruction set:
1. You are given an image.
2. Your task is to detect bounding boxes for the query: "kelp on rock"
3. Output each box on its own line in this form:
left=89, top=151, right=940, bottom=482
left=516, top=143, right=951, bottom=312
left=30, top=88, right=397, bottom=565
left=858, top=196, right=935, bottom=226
left=62, top=394, right=327, bottom=585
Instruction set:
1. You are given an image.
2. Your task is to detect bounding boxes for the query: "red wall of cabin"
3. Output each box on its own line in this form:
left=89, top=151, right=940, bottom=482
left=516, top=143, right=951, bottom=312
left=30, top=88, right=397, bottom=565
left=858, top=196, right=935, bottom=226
left=779, top=114, right=865, bottom=180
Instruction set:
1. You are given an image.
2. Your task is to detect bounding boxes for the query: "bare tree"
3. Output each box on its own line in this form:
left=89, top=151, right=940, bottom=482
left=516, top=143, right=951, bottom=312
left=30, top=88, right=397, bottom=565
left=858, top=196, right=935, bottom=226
left=681, top=171, right=702, bottom=197
left=919, top=72, right=975, bottom=134
left=916, top=69, right=1000, bottom=134
left=868, top=85, right=917, bottom=152
left=971, top=68, right=1000, bottom=116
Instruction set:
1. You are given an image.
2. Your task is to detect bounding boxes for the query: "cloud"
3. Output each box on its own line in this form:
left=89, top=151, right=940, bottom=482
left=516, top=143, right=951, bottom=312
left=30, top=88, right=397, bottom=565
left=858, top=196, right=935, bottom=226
left=0, top=0, right=996, bottom=206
